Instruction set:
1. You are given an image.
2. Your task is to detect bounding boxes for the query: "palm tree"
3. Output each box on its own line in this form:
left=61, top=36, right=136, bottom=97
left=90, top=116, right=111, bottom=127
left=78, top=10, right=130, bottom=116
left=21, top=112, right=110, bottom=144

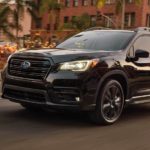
left=40, top=0, right=62, bottom=40
left=11, top=0, right=24, bottom=46
left=97, top=0, right=142, bottom=29
left=11, top=0, right=39, bottom=47
left=61, top=13, right=91, bottom=30
left=25, top=0, right=39, bottom=25
left=0, top=4, right=14, bottom=40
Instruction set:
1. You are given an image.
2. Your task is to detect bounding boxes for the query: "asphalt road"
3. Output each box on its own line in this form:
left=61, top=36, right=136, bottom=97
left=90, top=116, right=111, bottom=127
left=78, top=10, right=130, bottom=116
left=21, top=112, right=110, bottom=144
left=0, top=75, right=150, bottom=150
left=0, top=97, right=150, bottom=150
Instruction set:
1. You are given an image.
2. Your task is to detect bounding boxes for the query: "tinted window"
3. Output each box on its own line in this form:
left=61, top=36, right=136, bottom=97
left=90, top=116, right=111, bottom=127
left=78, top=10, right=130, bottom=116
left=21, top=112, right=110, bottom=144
left=57, top=31, right=135, bottom=51
left=134, top=36, right=150, bottom=52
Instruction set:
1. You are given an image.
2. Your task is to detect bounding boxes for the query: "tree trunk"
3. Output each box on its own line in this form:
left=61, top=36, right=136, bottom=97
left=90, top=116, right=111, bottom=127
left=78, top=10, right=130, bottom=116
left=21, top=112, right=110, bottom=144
left=49, top=10, right=53, bottom=42
left=121, top=0, right=125, bottom=29
left=16, top=23, right=19, bottom=48
left=49, top=9, right=56, bottom=42
left=16, top=6, right=19, bottom=49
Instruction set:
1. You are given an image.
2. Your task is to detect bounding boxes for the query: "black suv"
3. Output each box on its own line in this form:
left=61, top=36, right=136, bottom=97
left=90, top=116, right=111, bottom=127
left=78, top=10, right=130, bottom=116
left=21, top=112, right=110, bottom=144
left=1, top=27, right=150, bottom=125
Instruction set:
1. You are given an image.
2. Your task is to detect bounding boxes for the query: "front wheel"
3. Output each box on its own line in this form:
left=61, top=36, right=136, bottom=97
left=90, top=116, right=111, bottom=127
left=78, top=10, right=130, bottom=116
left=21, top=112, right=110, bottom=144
left=89, top=80, right=125, bottom=125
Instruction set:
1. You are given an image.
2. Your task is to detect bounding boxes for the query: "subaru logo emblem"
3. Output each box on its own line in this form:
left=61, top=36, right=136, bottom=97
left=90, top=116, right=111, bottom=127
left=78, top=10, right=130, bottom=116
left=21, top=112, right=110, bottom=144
left=21, top=61, right=31, bottom=70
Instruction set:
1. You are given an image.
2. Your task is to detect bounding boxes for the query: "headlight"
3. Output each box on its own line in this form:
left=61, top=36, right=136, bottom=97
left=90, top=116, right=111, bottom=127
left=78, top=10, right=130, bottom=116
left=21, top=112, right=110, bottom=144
left=59, top=59, right=99, bottom=72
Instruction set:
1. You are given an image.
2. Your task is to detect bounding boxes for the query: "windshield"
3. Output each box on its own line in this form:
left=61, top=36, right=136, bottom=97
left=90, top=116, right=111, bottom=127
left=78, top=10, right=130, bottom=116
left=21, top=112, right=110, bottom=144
left=56, top=31, right=135, bottom=51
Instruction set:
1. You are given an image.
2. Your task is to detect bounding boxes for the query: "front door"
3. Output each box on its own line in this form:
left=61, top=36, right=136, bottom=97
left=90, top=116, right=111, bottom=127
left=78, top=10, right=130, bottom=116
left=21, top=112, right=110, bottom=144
left=129, top=35, right=150, bottom=98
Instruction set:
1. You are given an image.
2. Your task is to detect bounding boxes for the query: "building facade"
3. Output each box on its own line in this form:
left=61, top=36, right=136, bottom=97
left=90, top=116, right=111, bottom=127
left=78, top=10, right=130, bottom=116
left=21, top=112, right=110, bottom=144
left=61, top=0, right=150, bottom=28
left=31, top=0, right=150, bottom=41
left=0, top=1, right=32, bottom=42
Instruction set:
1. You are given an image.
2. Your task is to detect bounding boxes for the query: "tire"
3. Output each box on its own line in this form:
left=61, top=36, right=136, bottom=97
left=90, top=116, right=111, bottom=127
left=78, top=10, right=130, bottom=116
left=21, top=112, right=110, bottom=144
left=89, top=79, right=125, bottom=125
left=21, top=103, right=42, bottom=111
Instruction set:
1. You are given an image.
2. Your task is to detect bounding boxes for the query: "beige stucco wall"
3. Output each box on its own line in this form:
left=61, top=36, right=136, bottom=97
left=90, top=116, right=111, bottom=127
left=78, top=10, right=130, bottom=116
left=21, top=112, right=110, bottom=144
left=0, top=2, right=31, bottom=41
left=10, top=4, right=31, bottom=38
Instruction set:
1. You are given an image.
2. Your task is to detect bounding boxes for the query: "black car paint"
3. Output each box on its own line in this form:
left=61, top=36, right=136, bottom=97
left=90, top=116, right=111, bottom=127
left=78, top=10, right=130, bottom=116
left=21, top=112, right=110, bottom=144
left=2, top=30, right=150, bottom=111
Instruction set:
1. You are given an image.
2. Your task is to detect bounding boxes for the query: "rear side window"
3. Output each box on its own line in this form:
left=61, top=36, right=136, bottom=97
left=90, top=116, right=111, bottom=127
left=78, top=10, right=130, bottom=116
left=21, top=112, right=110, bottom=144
left=57, top=31, right=135, bottom=51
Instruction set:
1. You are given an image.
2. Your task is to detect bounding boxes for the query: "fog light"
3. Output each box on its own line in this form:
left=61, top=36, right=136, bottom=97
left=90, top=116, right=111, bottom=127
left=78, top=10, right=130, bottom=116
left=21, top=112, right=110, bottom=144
left=75, top=97, right=80, bottom=102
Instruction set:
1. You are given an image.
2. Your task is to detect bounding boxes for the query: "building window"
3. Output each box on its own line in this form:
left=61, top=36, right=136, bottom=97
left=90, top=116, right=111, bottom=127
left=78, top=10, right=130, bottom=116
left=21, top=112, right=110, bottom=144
left=82, top=0, right=89, bottom=6
left=36, top=17, right=42, bottom=29
left=104, top=14, right=114, bottom=28
left=46, top=24, right=51, bottom=31
left=125, top=13, right=135, bottom=27
left=64, top=16, right=69, bottom=23
left=65, top=0, right=70, bottom=7
left=73, top=0, right=78, bottom=7
left=91, top=0, right=97, bottom=6
left=72, top=16, right=76, bottom=20
left=54, top=23, right=58, bottom=30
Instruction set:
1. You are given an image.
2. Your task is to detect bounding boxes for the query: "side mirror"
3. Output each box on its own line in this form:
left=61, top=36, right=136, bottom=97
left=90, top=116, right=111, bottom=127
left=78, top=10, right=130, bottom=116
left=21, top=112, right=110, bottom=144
left=135, top=49, right=149, bottom=58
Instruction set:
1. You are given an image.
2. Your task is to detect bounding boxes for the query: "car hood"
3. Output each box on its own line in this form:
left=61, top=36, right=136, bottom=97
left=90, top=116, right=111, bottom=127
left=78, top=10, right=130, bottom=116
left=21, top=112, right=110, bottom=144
left=13, top=48, right=122, bottom=64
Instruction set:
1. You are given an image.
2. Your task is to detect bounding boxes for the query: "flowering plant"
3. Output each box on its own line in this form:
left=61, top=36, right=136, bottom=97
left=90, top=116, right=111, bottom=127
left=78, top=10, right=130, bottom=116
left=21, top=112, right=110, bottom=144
left=0, top=42, right=17, bottom=69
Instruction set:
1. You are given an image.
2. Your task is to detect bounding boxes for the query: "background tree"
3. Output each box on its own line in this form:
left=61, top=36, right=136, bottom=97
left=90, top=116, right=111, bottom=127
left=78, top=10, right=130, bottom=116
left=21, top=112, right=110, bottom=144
left=10, top=0, right=39, bottom=47
left=97, top=0, right=142, bottom=29
left=0, top=3, right=14, bottom=40
left=25, top=0, right=39, bottom=25
left=40, top=0, right=62, bottom=40
left=71, top=13, right=91, bottom=30
left=61, top=13, right=91, bottom=31
left=11, top=0, right=24, bottom=45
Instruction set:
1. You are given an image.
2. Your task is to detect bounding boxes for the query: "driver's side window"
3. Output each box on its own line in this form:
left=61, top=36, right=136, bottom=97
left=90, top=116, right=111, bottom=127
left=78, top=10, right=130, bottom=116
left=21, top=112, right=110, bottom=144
left=133, top=36, right=150, bottom=53
left=128, top=35, right=150, bottom=58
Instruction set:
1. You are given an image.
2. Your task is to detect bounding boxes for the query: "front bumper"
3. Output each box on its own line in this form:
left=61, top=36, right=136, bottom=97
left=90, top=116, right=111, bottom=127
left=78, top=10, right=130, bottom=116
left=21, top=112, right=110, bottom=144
left=3, top=84, right=86, bottom=111
left=2, top=70, right=98, bottom=111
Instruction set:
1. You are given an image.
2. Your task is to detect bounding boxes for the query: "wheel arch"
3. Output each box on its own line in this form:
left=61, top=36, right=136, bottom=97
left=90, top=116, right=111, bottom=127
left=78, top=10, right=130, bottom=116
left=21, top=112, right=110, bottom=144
left=95, top=70, right=129, bottom=103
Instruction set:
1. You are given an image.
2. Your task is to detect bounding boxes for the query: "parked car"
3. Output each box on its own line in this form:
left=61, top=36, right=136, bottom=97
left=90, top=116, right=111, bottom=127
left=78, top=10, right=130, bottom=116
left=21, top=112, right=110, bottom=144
left=1, top=27, right=150, bottom=125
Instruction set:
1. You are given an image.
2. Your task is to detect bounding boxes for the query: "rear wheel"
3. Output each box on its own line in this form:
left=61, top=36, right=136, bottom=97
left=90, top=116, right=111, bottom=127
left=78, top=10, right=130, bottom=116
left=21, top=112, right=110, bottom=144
left=89, top=79, right=124, bottom=125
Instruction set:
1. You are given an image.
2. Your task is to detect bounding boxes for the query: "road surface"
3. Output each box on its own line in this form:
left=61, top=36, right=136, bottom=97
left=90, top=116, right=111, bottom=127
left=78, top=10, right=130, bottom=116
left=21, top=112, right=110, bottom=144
left=0, top=97, right=150, bottom=150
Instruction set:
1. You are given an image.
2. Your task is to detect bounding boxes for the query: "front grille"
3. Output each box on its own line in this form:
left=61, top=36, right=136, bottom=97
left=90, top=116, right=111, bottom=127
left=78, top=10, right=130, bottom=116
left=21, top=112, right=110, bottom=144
left=4, top=88, right=46, bottom=103
left=8, top=57, right=51, bottom=80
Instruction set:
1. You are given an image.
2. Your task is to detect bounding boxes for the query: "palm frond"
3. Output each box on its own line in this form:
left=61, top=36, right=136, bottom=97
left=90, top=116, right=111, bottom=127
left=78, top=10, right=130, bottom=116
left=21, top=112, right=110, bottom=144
left=25, top=0, right=39, bottom=11
left=25, top=0, right=39, bottom=22
left=0, top=4, right=15, bottom=39
left=0, top=6, right=11, bottom=19
left=40, top=0, right=62, bottom=14
left=2, top=26, right=15, bottom=40
left=27, top=8, right=38, bottom=22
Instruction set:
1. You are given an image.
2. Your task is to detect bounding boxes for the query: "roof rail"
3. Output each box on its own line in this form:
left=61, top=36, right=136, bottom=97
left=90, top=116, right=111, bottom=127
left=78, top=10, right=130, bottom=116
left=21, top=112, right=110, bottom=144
left=135, top=27, right=150, bottom=32
left=85, top=27, right=112, bottom=31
